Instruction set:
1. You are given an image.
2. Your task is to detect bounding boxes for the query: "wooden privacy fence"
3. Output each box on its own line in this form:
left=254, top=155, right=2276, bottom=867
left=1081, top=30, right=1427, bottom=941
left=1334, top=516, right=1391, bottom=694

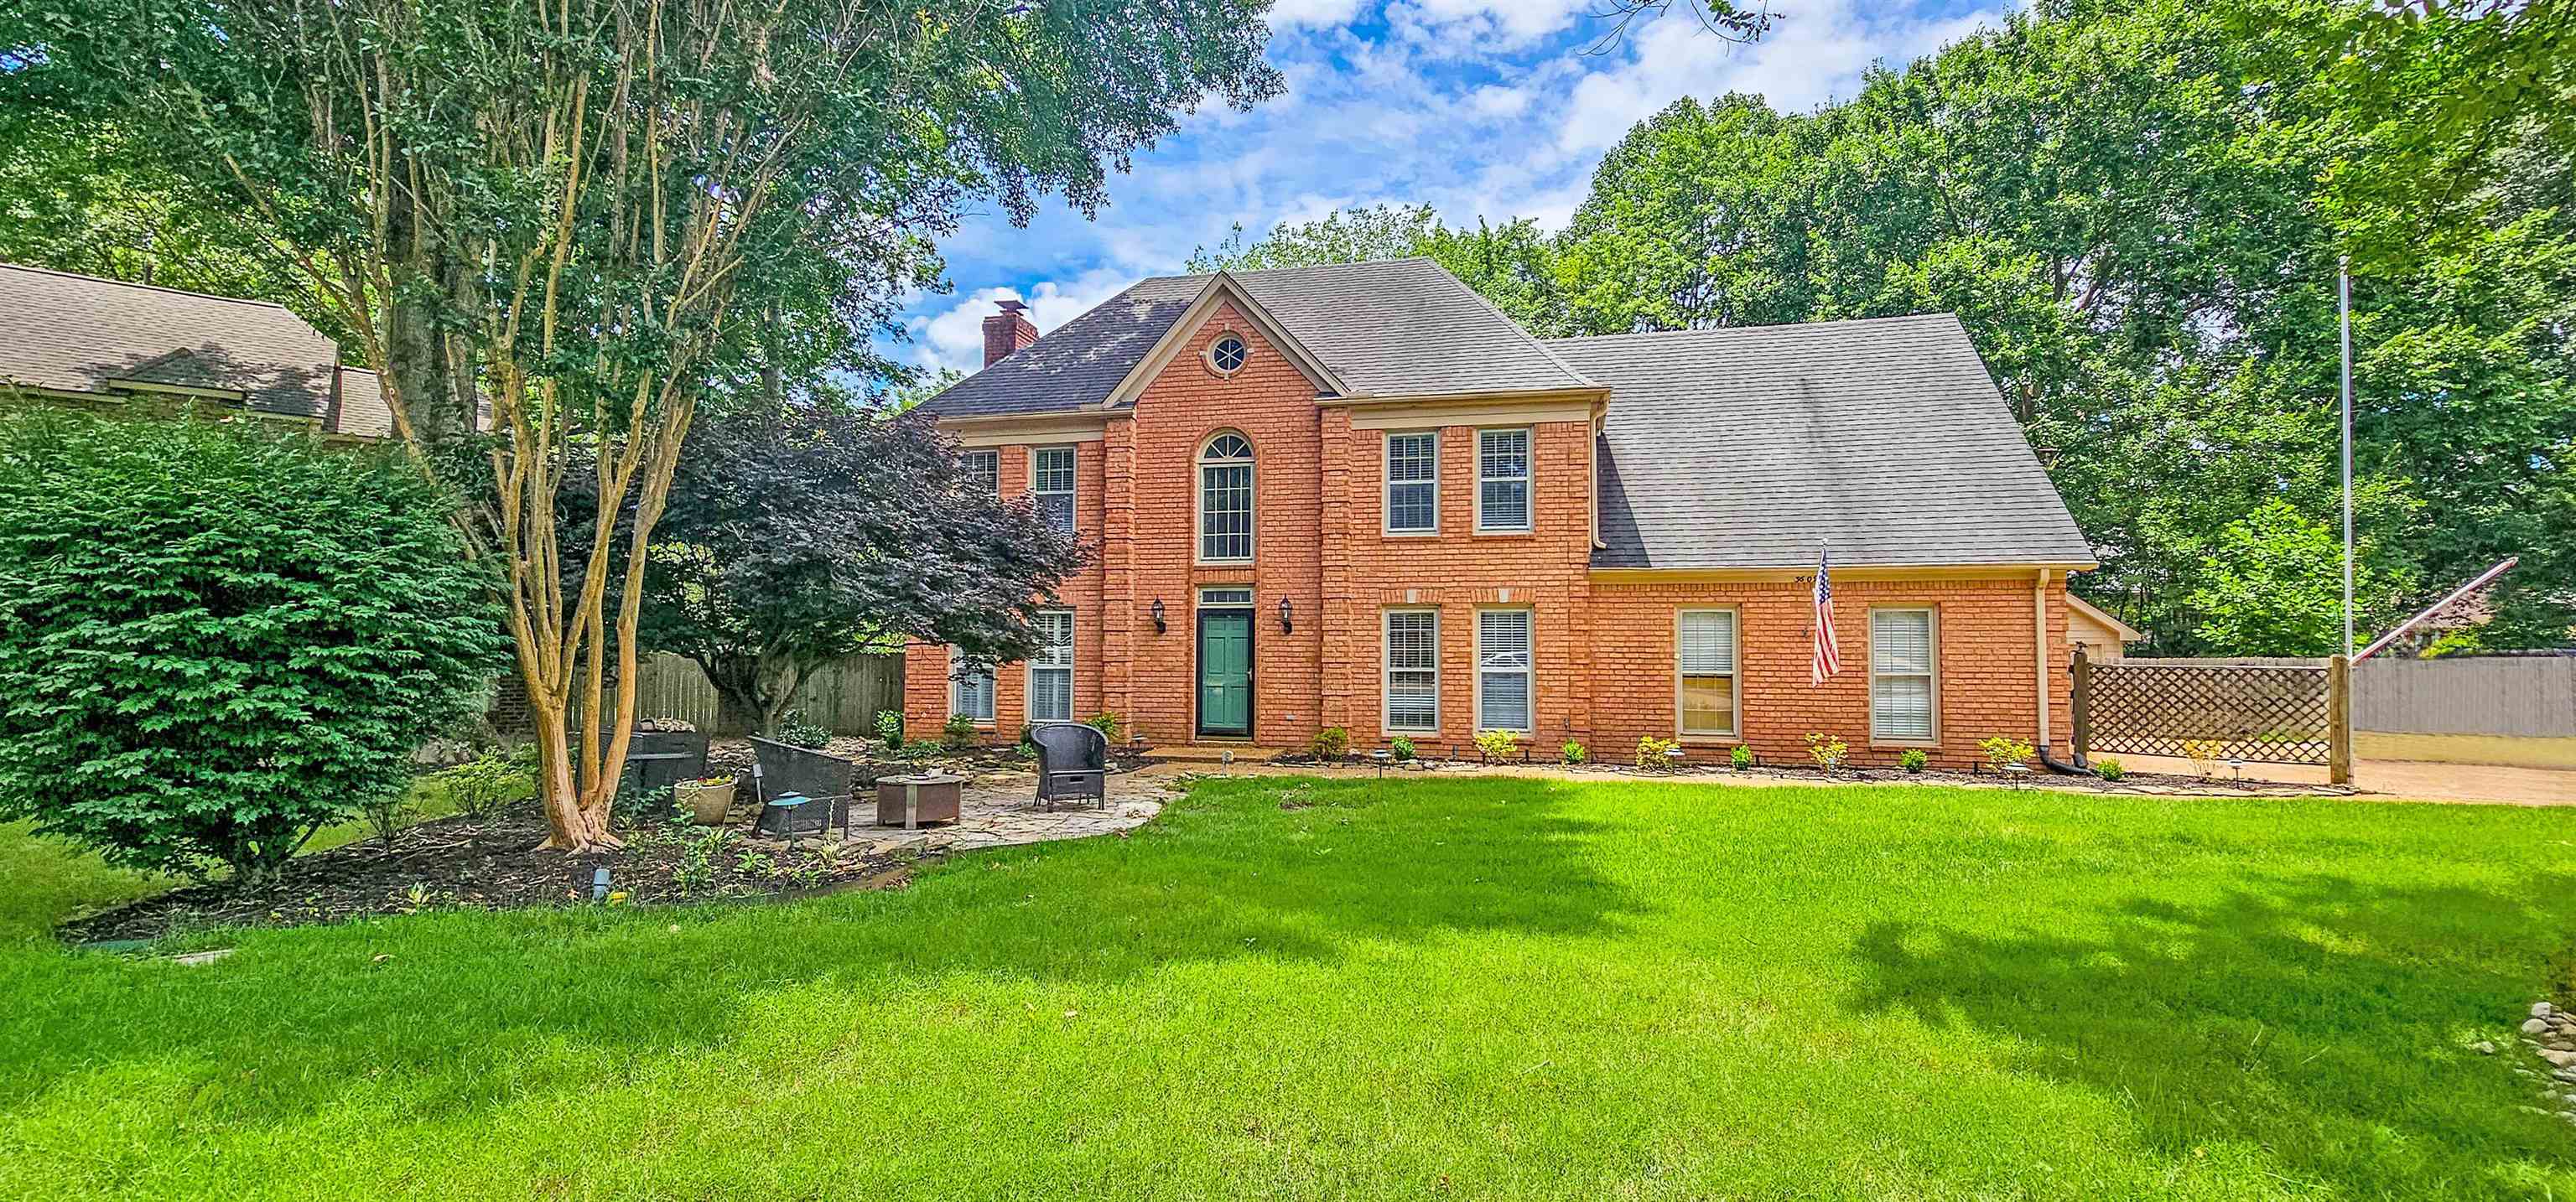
left=2073, top=650, right=2352, bottom=782
left=2353, top=655, right=2576, bottom=738
left=626, top=652, right=905, bottom=734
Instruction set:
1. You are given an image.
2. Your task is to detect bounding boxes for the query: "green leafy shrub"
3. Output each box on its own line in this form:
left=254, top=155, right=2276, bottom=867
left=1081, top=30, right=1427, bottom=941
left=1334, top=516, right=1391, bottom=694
left=1979, top=735, right=2035, bottom=774
left=1731, top=744, right=1755, bottom=769
left=1086, top=712, right=1129, bottom=743
left=2094, top=757, right=2126, bottom=782
left=1389, top=735, right=1416, bottom=761
left=776, top=710, right=831, bottom=749
left=1475, top=729, right=1524, bottom=760
left=942, top=713, right=980, bottom=750
left=1805, top=733, right=1849, bottom=773
left=874, top=709, right=905, bottom=749
left=1898, top=748, right=1929, bottom=773
left=428, top=749, right=538, bottom=820
left=0, top=411, right=504, bottom=881
left=1636, top=735, right=1680, bottom=767
left=1311, top=726, right=1351, bottom=759
left=1561, top=741, right=1587, bottom=764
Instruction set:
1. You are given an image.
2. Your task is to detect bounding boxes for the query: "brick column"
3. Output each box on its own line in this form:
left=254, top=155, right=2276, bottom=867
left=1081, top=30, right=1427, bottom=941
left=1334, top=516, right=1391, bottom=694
left=1318, top=407, right=1355, bottom=728
left=1100, top=416, right=1136, bottom=718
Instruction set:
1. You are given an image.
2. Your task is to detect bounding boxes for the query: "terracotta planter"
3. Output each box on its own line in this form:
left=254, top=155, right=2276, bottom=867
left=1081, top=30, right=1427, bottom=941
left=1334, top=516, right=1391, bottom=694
left=678, top=779, right=737, bottom=826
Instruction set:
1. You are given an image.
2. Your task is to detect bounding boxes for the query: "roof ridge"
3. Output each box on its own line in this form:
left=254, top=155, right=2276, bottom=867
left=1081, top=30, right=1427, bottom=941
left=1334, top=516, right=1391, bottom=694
left=1545, top=312, right=1959, bottom=345
left=0, top=262, right=302, bottom=314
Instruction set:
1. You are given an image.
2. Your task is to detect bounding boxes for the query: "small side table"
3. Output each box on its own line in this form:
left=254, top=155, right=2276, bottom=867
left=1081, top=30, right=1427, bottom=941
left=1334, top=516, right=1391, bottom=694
left=875, top=773, right=964, bottom=829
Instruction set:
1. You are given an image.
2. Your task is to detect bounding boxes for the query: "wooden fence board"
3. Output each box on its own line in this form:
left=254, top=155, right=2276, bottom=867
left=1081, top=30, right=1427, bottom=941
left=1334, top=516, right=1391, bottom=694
left=625, top=652, right=904, bottom=734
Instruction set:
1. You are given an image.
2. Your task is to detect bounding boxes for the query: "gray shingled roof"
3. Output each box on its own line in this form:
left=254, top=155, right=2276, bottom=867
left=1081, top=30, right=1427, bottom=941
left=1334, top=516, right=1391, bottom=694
left=0, top=264, right=341, bottom=422
left=1553, top=314, right=2096, bottom=571
left=919, top=257, right=1592, bottom=417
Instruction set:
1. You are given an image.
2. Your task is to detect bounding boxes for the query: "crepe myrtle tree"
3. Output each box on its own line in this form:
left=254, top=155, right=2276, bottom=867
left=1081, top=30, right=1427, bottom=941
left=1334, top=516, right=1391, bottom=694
left=4, top=0, right=1280, bottom=849
left=598, top=402, right=1086, bottom=735
left=0, top=409, right=505, bottom=883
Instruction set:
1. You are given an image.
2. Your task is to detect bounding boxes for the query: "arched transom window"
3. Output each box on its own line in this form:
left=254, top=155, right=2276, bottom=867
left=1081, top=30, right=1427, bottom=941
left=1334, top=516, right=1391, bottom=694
left=1198, top=432, right=1254, bottom=562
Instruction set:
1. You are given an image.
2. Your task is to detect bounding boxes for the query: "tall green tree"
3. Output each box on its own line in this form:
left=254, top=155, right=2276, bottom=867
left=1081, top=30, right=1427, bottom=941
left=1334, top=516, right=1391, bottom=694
left=4, top=0, right=1280, bottom=850
left=1188, top=203, right=1573, bottom=333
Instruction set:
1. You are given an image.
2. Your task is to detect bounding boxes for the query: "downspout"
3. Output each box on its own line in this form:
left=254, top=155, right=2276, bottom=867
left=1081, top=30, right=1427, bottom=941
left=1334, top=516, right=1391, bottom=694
left=2033, top=567, right=2089, bottom=775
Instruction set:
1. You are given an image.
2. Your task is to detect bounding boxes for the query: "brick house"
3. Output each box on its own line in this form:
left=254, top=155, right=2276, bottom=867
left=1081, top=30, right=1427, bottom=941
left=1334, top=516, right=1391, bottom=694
left=905, top=258, right=2096, bottom=768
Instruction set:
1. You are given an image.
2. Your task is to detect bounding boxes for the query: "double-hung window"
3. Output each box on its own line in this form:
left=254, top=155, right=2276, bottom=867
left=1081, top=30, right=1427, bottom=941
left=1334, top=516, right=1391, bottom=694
left=1383, top=610, right=1440, bottom=733
left=1032, top=446, right=1077, bottom=535
left=1027, top=609, right=1075, bottom=723
left=950, top=658, right=995, bottom=724
left=1477, top=428, right=1530, bottom=532
left=1871, top=608, right=1938, bottom=742
left=1476, top=609, right=1534, bottom=733
left=961, top=448, right=999, bottom=496
left=1197, top=433, right=1254, bottom=562
left=1676, top=609, right=1738, bottom=737
left=1384, top=432, right=1438, bottom=533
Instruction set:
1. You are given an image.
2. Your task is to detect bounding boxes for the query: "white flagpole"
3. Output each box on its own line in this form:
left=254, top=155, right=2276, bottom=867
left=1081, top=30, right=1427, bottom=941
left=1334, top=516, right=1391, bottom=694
left=2340, top=256, right=2355, bottom=661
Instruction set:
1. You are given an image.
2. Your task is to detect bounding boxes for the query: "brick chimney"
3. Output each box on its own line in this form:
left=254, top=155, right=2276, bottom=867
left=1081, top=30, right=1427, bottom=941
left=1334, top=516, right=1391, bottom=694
left=982, top=299, right=1039, bottom=366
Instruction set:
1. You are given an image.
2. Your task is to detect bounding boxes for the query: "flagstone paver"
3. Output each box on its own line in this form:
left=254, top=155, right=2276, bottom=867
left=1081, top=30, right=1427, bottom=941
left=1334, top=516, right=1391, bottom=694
left=816, top=769, right=1176, bottom=857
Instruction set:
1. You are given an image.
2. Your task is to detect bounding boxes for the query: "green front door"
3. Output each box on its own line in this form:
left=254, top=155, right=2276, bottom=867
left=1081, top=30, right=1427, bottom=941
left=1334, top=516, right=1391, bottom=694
left=1197, top=609, right=1253, bottom=737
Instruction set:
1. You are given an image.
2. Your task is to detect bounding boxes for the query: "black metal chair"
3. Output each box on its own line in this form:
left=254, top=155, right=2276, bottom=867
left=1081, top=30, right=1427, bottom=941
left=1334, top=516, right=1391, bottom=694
left=1030, top=723, right=1109, bottom=811
left=748, top=736, right=860, bottom=837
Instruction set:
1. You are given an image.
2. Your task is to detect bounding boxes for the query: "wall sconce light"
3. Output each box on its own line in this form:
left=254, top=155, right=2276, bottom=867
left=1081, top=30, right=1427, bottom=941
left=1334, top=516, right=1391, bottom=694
left=1150, top=598, right=1166, bottom=634
left=1279, top=598, right=1294, bottom=634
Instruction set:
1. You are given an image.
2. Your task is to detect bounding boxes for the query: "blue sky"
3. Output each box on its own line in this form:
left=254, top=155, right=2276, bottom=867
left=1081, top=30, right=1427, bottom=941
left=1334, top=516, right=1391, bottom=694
left=893, top=0, right=2010, bottom=374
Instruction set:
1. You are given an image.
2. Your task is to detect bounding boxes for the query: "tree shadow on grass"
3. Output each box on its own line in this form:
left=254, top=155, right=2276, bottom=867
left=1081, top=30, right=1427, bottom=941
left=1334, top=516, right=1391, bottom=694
left=1848, top=872, right=2576, bottom=1194
left=0, top=775, right=1639, bottom=1127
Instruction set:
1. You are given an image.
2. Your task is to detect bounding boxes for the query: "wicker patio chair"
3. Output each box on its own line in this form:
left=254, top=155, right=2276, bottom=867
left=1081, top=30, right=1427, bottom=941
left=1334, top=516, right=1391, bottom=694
left=1029, top=723, right=1109, bottom=811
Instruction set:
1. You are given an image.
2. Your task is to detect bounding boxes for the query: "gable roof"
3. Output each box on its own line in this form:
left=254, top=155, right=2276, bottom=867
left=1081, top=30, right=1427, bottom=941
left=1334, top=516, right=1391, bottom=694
left=919, top=257, right=1592, bottom=418
left=0, top=264, right=340, bottom=422
left=2065, top=593, right=2145, bottom=643
left=1554, top=314, right=2096, bottom=571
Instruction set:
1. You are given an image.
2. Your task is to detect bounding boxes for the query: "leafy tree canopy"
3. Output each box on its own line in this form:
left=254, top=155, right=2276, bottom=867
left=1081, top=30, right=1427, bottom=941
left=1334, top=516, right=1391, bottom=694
left=627, top=400, right=1087, bottom=734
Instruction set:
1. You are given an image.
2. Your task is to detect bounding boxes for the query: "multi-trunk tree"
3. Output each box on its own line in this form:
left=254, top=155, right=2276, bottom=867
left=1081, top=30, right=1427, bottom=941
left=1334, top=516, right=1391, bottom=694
left=5, top=0, right=1280, bottom=850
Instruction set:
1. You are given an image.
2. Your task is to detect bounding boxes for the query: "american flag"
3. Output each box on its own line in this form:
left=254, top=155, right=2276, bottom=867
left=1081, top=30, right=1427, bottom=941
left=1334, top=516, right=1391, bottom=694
left=1812, top=545, right=1842, bottom=685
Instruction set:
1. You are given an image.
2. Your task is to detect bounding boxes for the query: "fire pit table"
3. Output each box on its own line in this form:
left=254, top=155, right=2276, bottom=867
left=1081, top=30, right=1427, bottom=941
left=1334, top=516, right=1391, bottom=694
left=875, top=772, right=964, bottom=829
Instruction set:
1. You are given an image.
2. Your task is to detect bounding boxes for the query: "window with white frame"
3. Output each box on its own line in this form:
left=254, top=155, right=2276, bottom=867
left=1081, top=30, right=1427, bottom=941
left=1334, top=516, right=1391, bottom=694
left=1032, top=446, right=1077, bottom=534
left=1477, top=428, right=1530, bottom=531
left=1384, top=432, right=1438, bottom=533
left=1383, top=609, right=1440, bottom=732
left=1028, top=609, right=1074, bottom=722
left=1476, top=609, right=1533, bottom=732
left=1677, top=609, right=1738, bottom=737
left=1871, top=608, right=1938, bottom=742
left=1198, top=433, right=1254, bottom=562
left=961, top=448, right=999, bottom=496
left=950, top=659, right=995, bottom=723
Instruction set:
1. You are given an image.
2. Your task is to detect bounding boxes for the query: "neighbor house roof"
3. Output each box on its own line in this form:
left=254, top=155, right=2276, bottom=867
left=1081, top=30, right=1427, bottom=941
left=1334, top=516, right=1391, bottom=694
left=0, top=263, right=342, bottom=424
left=918, top=257, right=1593, bottom=418
left=1553, top=314, right=2096, bottom=571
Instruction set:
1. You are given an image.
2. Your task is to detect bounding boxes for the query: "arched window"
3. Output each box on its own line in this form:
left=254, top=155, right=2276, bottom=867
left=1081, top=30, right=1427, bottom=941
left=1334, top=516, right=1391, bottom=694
left=1197, top=432, right=1254, bottom=563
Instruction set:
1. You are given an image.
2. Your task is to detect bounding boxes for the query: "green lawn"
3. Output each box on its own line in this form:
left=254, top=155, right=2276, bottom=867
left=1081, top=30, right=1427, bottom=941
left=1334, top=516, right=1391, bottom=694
left=3, top=776, right=2572, bottom=1199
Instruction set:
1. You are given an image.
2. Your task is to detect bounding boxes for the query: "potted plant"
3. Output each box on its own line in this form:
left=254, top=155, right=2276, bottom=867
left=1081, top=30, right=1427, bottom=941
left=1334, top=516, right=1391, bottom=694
left=676, top=774, right=739, bottom=826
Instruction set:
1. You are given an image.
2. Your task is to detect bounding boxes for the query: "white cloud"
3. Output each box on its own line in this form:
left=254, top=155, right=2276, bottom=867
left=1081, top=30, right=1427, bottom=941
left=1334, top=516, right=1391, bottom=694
left=903, top=267, right=1136, bottom=374
left=891, top=2, right=2010, bottom=358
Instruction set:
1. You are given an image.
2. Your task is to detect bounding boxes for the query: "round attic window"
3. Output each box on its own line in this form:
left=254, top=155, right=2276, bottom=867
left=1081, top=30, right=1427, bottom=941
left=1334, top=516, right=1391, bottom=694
left=1208, top=334, right=1249, bottom=375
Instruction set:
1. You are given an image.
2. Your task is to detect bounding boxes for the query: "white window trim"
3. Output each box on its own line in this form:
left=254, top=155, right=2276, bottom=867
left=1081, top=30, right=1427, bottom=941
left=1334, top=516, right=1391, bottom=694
left=1474, top=427, right=1533, bottom=534
left=1026, top=609, right=1076, bottom=723
left=1674, top=607, right=1742, bottom=739
left=961, top=448, right=1000, bottom=496
left=1032, top=444, right=1078, bottom=536
left=948, top=656, right=996, bottom=727
left=1869, top=605, right=1941, bottom=746
left=1195, top=432, right=1256, bottom=565
left=1382, top=429, right=1441, bottom=536
left=1381, top=608, right=1441, bottom=736
left=1472, top=607, right=1535, bottom=733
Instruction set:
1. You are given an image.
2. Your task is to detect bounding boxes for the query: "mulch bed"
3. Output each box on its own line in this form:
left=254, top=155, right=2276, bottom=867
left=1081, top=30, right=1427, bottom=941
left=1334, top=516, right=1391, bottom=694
left=60, top=806, right=913, bottom=945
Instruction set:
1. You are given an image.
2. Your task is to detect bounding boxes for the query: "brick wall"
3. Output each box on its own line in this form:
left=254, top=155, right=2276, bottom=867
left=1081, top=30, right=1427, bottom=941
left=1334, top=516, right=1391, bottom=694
left=906, top=298, right=2074, bottom=764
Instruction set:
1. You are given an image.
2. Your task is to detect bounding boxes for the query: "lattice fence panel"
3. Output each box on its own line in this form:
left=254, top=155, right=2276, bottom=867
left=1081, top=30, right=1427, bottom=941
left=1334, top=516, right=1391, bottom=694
left=2087, top=662, right=2331, bottom=765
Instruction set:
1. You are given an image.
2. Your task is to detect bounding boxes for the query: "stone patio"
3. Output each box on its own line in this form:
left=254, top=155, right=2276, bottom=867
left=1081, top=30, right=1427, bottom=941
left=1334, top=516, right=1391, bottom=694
left=799, top=768, right=1176, bottom=857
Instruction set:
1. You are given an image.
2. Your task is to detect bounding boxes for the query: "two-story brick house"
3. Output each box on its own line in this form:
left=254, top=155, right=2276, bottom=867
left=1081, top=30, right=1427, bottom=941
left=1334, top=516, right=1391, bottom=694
left=904, top=257, right=2096, bottom=768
